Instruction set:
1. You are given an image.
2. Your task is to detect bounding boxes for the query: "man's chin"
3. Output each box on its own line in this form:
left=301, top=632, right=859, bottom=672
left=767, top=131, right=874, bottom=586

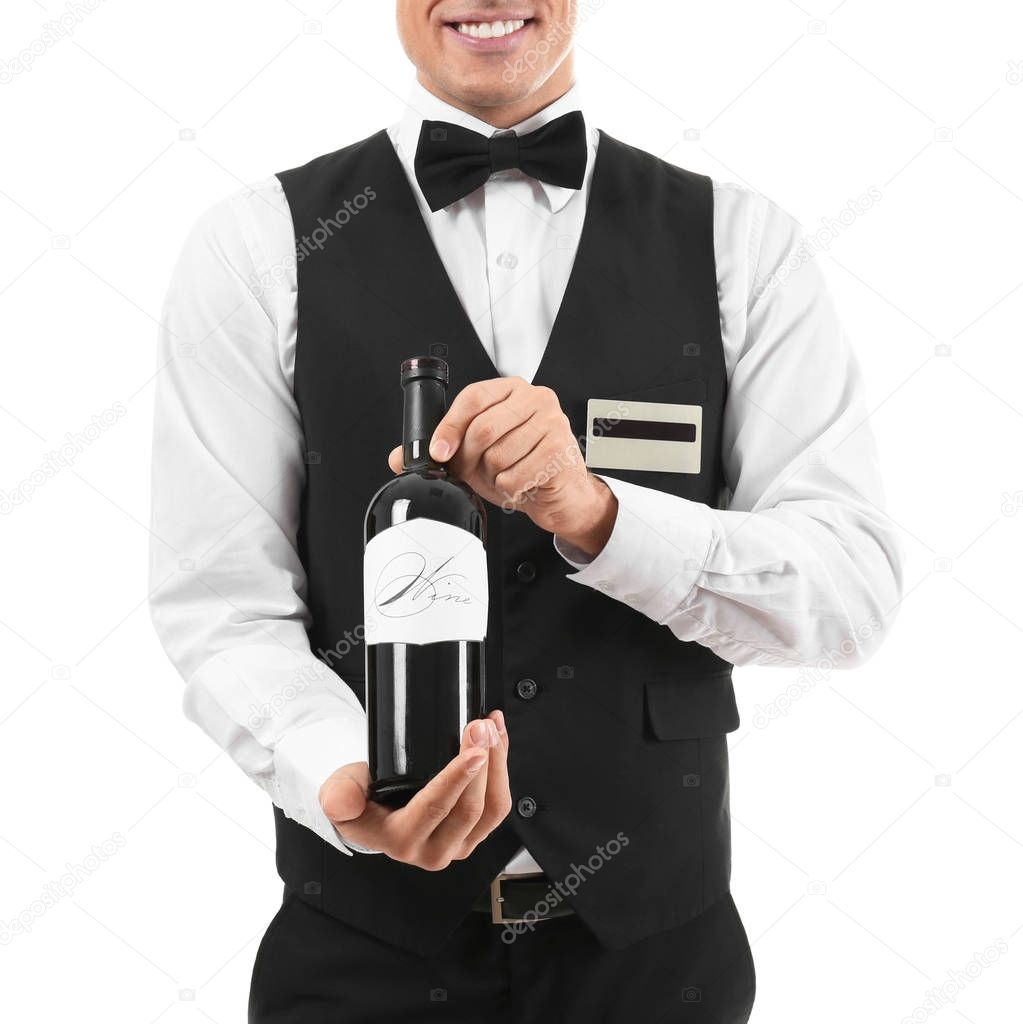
left=427, top=70, right=538, bottom=113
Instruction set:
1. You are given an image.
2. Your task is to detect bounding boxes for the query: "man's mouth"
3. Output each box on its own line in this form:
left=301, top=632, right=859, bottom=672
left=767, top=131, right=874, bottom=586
left=451, top=18, right=530, bottom=40
left=443, top=12, right=536, bottom=47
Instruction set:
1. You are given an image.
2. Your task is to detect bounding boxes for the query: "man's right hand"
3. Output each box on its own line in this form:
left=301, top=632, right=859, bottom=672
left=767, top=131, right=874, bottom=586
left=319, top=710, right=511, bottom=871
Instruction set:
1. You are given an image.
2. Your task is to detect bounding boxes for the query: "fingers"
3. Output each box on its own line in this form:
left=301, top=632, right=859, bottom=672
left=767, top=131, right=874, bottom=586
left=453, top=402, right=540, bottom=484
left=478, top=420, right=546, bottom=499
left=320, top=762, right=389, bottom=848
left=387, top=445, right=403, bottom=474
left=431, top=382, right=572, bottom=511
left=382, top=733, right=490, bottom=862
left=460, top=710, right=512, bottom=854
left=319, top=717, right=512, bottom=870
left=320, top=762, right=370, bottom=823
left=421, top=719, right=498, bottom=856
left=430, top=378, right=519, bottom=463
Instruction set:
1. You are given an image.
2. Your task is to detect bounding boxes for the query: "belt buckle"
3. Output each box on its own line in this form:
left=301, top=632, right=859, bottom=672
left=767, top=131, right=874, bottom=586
left=489, top=871, right=544, bottom=925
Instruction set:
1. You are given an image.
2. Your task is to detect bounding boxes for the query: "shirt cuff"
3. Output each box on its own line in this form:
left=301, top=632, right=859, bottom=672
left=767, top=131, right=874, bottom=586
left=273, top=715, right=381, bottom=856
left=553, top=474, right=718, bottom=624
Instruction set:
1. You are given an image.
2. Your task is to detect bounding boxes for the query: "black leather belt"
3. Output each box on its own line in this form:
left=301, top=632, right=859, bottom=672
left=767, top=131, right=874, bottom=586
left=472, top=872, right=575, bottom=924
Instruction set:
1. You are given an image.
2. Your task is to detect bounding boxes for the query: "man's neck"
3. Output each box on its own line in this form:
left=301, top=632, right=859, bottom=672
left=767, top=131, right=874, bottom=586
left=416, top=66, right=576, bottom=129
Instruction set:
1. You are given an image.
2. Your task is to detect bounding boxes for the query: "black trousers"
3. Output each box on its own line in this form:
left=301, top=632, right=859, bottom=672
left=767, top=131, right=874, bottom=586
left=248, top=889, right=756, bottom=1024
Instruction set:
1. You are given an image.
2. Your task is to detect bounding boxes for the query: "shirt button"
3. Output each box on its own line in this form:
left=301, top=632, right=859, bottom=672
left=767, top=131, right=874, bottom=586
left=496, top=251, right=519, bottom=270
left=517, top=796, right=538, bottom=819
left=515, top=561, right=537, bottom=583
left=516, top=678, right=538, bottom=701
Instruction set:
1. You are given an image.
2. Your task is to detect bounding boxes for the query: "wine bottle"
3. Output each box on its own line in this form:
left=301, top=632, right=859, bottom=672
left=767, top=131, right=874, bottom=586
left=364, top=357, right=488, bottom=807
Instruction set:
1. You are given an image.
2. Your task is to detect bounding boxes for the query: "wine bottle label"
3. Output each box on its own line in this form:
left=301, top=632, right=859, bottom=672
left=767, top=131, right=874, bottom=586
left=364, top=519, right=488, bottom=645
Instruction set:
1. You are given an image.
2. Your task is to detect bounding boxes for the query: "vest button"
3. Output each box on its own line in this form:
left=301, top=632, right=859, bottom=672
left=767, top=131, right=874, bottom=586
left=497, top=251, right=519, bottom=270
left=515, top=678, right=538, bottom=700
left=515, top=561, right=537, bottom=583
left=517, top=796, right=538, bottom=819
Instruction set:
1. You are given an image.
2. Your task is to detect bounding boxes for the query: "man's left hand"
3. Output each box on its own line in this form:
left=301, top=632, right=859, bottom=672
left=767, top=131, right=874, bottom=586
left=388, top=377, right=617, bottom=559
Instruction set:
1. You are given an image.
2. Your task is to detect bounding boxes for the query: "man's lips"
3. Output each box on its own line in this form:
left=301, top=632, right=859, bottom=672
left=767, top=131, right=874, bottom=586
left=443, top=15, right=536, bottom=50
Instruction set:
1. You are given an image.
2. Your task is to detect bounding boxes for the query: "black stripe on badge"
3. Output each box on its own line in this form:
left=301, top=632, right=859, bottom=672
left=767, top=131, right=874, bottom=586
left=592, top=418, right=698, bottom=443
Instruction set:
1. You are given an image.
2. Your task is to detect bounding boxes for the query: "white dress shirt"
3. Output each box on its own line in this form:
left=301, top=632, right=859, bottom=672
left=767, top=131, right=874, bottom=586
left=149, top=79, right=903, bottom=875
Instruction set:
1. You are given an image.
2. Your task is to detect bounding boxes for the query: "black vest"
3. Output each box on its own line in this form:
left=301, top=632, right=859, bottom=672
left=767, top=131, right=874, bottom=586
left=276, top=128, right=739, bottom=955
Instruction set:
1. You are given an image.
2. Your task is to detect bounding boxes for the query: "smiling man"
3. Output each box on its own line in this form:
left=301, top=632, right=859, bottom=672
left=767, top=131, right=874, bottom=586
left=150, top=1, right=903, bottom=1021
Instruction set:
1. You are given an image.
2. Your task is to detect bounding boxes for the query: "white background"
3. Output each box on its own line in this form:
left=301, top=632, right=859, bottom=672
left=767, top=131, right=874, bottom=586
left=2, top=1, right=1022, bottom=1021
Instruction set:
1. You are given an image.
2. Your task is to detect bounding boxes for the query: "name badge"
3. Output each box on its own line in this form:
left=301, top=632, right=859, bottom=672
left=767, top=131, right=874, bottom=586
left=585, top=398, right=702, bottom=475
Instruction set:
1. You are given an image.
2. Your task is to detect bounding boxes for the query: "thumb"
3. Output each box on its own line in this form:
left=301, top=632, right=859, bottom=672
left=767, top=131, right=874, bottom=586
left=319, top=762, right=370, bottom=825
left=387, top=445, right=403, bottom=475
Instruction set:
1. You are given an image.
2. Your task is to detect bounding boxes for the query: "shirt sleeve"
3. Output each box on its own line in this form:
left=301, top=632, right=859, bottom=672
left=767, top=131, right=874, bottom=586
left=148, top=185, right=368, bottom=853
left=554, top=187, right=904, bottom=668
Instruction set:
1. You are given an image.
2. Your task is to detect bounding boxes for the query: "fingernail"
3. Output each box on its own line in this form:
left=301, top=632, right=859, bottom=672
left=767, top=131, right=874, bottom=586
left=432, top=438, right=451, bottom=461
left=467, top=751, right=487, bottom=774
left=492, top=710, right=506, bottom=736
left=487, top=720, right=500, bottom=745
left=470, top=721, right=490, bottom=748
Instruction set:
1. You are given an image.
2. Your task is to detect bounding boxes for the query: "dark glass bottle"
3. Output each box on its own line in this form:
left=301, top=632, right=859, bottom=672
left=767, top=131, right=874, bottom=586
left=364, top=357, right=488, bottom=807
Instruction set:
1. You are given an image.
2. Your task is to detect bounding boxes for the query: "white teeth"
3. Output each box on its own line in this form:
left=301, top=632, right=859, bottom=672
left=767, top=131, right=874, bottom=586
left=456, top=19, right=526, bottom=39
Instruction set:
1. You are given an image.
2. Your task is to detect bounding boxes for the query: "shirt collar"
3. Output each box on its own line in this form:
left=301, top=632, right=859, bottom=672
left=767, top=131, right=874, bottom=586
left=396, top=78, right=591, bottom=214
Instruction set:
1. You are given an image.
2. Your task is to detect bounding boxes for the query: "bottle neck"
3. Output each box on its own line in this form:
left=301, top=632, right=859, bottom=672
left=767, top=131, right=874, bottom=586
left=401, top=376, right=447, bottom=473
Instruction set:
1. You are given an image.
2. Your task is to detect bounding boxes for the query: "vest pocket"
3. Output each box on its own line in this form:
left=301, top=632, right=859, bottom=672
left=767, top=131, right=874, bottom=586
left=569, top=376, right=707, bottom=427
left=644, top=671, right=739, bottom=739
left=576, top=375, right=709, bottom=489
left=608, top=375, right=707, bottom=404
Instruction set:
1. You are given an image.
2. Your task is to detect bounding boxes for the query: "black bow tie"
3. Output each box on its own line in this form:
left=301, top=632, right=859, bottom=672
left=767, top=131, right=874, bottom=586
left=414, top=110, right=587, bottom=212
